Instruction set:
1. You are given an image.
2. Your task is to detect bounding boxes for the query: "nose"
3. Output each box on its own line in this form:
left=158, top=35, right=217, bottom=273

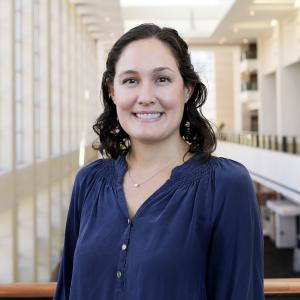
left=137, top=98, right=155, bottom=105
left=137, top=82, right=156, bottom=105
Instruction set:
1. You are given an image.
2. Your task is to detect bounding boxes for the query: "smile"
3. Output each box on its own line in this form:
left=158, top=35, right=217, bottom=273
left=133, top=112, right=164, bottom=121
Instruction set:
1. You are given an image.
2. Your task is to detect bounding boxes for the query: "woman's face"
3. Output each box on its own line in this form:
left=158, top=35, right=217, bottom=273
left=110, top=38, right=192, bottom=145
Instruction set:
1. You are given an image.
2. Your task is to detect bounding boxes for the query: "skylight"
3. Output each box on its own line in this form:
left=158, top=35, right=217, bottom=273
left=121, top=0, right=235, bottom=7
left=120, top=0, right=236, bottom=38
left=253, top=0, right=294, bottom=3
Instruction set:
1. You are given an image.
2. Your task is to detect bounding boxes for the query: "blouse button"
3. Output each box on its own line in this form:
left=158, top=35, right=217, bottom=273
left=127, top=218, right=131, bottom=224
left=117, top=271, right=122, bottom=278
left=121, top=244, right=127, bottom=251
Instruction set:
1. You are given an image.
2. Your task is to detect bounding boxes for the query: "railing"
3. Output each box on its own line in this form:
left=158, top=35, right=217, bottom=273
left=241, top=81, right=258, bottom=91
left=265, top=278, right=300, bottom=297
left=0, top=283, right=55, bottom=299
left=0, top=280, right=300, bottom=298
left=218, top=132, right=300, bottom=155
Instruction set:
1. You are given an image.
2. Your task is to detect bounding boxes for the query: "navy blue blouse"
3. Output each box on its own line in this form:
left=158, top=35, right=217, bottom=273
left=54, top=153, right=264, bottom=300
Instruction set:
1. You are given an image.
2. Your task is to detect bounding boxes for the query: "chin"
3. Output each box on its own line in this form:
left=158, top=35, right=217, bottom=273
left=130, top=134, right=165, bottom=144
left=134, top=136, right=161, bottom=143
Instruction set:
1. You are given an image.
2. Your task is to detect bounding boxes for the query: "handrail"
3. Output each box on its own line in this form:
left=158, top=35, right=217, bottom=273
left=264, top=278, right=300, bottom=295
left=217, top=131, right=300, bottom=155
left=0, top=279, right=300, bottom=298
left=0, top=283, right=56, bottom=297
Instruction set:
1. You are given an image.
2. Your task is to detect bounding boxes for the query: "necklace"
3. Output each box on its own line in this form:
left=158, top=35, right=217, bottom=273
left=126, top=155, right=182, bottom=188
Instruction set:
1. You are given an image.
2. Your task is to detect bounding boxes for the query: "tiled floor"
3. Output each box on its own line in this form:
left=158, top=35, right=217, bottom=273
left=264, top=236, right=300, bottom=299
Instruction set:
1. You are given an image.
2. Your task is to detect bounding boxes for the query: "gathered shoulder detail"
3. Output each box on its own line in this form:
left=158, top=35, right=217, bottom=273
left=76, top=158, right=116, bottom=187
left=166, top=154, right=219, bottom=187
left=212, top=156, right=252, bottom=189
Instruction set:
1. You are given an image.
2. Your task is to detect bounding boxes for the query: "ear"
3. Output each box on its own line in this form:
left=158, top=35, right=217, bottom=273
left=106, top=79, right=115, bottom=102
left=184, top=84, right=194, bottom=103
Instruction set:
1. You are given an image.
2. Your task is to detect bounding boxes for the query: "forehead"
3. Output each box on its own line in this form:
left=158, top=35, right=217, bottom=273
left=115, top=38, right=179, bottom=74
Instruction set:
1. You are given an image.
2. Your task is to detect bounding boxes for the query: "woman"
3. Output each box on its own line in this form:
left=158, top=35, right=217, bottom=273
left=54, top=23, right=264, bottom=300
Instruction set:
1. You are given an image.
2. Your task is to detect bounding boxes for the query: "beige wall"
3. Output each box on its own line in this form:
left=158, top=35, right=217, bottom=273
left=258, top=8, right=300, bottom=136
left=190, top=45, right=240, bottom=132
left=214, top=46, right=240, bottom=132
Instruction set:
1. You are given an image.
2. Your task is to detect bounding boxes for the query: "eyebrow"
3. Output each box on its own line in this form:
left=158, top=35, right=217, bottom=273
left=118, top=67, right=175, bottom=78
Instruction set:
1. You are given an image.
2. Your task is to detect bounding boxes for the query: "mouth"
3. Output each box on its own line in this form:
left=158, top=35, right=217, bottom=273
left=132, top=112, right=164, bottom=120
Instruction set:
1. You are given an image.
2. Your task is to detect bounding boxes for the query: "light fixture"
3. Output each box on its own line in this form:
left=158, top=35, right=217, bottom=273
left=104, top=17, right=110, bottom=22
left=243, top=38, right=249, bottom=44
left=249, top=10, right=255, bottom=16
left=233, top=27, right=239, bottom=33
left=295, top=0, right=300, bottom=7
left=270, top=19, right=278, bottom=27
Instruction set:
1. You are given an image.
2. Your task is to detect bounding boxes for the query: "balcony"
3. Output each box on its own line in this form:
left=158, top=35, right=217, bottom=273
left=215, top=133, right=300, bottom=203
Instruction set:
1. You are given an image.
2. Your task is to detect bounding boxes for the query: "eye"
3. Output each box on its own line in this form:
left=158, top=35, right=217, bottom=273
left=122, top=78, right=137, bottom=85
left=157, top=76, right=170, bottom=83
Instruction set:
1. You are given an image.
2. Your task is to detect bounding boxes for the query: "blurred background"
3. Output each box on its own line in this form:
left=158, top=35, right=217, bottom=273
left=0, top=0, right=299, bottom=288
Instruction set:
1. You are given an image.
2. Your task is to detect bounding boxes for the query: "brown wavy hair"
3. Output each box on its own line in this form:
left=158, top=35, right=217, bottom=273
left=92, top=23, right=216, bottom=160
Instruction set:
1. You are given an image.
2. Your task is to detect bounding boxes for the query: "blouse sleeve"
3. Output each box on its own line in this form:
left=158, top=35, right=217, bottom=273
left=206, top=159, right=264, bottom=300
left=53, top=170, right=84, bottom=300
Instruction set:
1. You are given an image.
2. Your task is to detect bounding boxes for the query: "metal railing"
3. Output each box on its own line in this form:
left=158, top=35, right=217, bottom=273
left=218, top=132, right=300, bottom=155
left=0, top=280, right=300, bottom=298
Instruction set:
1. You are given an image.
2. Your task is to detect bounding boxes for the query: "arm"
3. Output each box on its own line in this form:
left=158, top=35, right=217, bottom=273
left=53, top=171, right=83, bottom=300
left=206, top=160, right=264, bottom=299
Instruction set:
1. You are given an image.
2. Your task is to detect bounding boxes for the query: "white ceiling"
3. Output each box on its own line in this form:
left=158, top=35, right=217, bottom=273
left=69, top=0, right=124, bottom=48
left=121, top=0, right=235, bottom=39
left=206, top=0, right=298, bottom=45
left=70, top=0, right=300, bottom=48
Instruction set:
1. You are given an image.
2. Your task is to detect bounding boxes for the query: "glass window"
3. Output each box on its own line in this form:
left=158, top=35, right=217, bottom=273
left=190, top=50, right=216, bottom=124
left=15, top=0, right=23, bottom=165
left=33, top=0, right=41, bottom=160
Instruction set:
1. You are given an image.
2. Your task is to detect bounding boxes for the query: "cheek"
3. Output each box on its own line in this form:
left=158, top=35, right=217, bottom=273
left=161, top=94, right=185, bottom=112
left=115, top=96, right=135, bottom=111
left=159, top=86, right=184, bottom=104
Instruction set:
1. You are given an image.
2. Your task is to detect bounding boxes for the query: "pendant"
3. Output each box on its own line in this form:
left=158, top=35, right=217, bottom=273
left=134, top=183, right=140, bottom=188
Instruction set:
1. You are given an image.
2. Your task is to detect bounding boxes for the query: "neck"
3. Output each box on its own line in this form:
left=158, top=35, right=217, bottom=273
left=127, top=137, right=191, bottom=172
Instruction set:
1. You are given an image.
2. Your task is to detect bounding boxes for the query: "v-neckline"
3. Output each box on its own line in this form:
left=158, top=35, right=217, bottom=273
left=115, top=153, right=199, bottom=222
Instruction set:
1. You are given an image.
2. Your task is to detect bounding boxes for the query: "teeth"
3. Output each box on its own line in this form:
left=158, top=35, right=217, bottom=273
left=135, top=113, right=162, bottom=119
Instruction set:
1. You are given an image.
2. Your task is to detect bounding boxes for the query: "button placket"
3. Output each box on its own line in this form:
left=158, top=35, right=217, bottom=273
left=116, top=219, right=132, bottom=290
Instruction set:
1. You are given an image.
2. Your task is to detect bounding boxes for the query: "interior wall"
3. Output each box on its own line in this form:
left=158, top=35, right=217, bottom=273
left=281, top=61, right=300, bottom=136
left=214, top=47, right=239, bottom=132
left=190, top=45, right=240, bottom=132
left=261, top=73, right=277, bottom=135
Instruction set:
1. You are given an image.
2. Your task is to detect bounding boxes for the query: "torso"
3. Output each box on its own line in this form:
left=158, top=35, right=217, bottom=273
left=123, top=153, right=195, bottom=219
left=123, top=168, right=173, bottom=219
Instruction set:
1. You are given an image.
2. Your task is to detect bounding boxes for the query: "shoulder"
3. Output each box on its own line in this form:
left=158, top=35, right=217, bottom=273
left=178, top=154, right=251, bottom=186
left=209, top=156, right=256, bottom=210
left=212, top=156, right=252, bottom=185
left=70, top=158, right=115, bottom=213
left=74, top=158, right=115, bottom=187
